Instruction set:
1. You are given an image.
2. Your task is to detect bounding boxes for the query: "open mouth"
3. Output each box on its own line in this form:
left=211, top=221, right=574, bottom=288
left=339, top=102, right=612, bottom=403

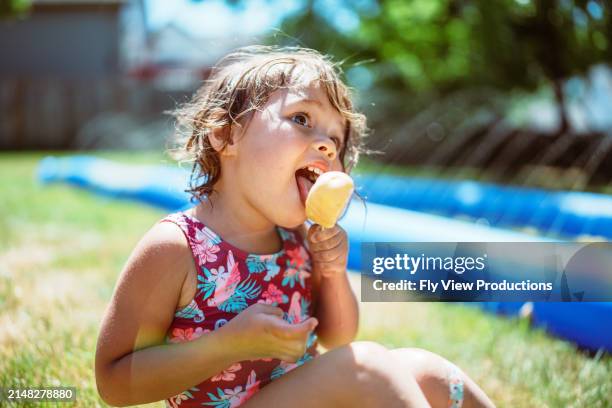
left=295, top=166, right=323, bottom=205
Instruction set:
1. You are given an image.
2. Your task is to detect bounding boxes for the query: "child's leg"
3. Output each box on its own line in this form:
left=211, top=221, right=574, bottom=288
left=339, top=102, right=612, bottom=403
left=244, top=341, right=431, bottom=408
left=389, top=348, right=496, bottom=408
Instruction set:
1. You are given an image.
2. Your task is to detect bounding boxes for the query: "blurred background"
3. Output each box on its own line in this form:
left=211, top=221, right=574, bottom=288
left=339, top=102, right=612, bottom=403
left=1, top=0, right=611, bottom=192
left=1, top=1, right=611, bottom=407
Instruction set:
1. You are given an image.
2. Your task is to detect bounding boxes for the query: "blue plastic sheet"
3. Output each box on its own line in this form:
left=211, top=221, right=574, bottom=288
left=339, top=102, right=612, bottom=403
left=38, top=156, right=612, bottom=352
left=354, top=174, right=612, bottom=240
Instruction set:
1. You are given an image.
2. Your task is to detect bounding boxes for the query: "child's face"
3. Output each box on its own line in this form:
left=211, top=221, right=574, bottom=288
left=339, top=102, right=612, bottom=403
left=228, top=81, right=346, bottom=229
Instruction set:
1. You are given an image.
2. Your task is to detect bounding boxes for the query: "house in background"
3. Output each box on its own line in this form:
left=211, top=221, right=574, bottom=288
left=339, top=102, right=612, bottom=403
left=0, top=0, right=127, bottom=79
left=0, top=0, right=131, bottom=149
left=0, top=0, right=242, bottom=150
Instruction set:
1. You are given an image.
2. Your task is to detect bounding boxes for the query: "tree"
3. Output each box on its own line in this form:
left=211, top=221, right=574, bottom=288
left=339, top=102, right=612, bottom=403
left=0, top=0, right=31, bottom=18
left=271, top=0, right=612, bottom=134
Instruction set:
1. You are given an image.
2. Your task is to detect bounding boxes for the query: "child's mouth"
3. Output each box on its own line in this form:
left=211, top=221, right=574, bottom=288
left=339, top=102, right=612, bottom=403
left=295, top=166, right=322, bottom=205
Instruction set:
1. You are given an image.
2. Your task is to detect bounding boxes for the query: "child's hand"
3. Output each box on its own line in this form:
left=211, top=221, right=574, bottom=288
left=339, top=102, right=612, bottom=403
left=307, top=224, right=349, bottom=279
left=219, top=303, right=318, bottom=363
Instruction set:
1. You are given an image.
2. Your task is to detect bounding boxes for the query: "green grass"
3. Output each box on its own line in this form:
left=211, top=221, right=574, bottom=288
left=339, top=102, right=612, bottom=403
left=0, top=151, right=610, bottom=408
left=0, top=151, right=166, bottom=408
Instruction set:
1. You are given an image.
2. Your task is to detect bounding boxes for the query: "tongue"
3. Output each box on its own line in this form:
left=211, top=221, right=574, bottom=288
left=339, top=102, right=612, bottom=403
left=296, top=175, right=314, bottom=205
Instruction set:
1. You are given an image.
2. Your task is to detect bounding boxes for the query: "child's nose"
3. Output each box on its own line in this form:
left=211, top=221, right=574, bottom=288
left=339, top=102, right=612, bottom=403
left=313, top=138, right=337, bottom=161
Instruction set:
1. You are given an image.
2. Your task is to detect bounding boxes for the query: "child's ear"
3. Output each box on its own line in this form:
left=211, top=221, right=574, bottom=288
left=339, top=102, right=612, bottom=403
left=208, top=126, right=238, bottom=157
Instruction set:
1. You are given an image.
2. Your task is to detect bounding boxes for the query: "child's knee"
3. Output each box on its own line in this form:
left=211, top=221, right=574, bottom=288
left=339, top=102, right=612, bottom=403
left=390, top=348, right=466, bottom=407
left=390, top=347, right=451, bottom=381
left=335, top=342, right=421, bottom=404
left=329, top=341, right=388, bottom=383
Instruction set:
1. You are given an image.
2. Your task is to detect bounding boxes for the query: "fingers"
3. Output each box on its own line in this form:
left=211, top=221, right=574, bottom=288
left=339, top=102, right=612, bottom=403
left=306, top=224, right=320, bottom=244
left=284, top=317, right=318, bottom=336
left=253, top=303, right=284, bottom=317
left=307, top=224, right=344, bottom=244
left=270, top=316, right=318, bottom=340
left=309, top=239, right=346, bottom=261
left=299, top=317, right=319, bottom=332
left=308, top=226, right=346, bottom=252
left=310, top=233, right=344, bottom=252
left=277, top=339, right=309, bottom=363
left=231, top=303, right=317, bottom=362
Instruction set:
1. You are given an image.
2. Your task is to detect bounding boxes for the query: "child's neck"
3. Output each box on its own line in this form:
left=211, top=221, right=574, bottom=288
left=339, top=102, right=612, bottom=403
left=190, top=193, right=282, bottom=255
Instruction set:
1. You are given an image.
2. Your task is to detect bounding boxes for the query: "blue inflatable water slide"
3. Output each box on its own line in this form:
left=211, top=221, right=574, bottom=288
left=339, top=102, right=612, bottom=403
left=38, top=156, right=612, bottom=352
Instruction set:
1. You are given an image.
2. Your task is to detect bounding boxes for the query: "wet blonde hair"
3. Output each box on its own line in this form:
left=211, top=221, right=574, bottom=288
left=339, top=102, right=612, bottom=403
left=168, top=45, right=368, bottom=203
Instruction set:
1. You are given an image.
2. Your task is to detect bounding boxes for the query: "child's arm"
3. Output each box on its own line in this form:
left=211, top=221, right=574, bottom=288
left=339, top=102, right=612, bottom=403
left=95, top=222, right=240, bottom=405
left=304, top=224, right=359, bottom=349
left=95, top=222, right=317, bottom=406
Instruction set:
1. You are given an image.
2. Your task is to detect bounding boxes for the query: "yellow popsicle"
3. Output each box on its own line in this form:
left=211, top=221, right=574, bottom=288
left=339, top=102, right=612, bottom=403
left=305, top=171, right=354, bottom=228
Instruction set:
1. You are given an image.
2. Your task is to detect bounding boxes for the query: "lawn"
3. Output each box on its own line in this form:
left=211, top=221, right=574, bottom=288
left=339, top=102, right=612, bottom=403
left=0, top=152, right=610, bottom=408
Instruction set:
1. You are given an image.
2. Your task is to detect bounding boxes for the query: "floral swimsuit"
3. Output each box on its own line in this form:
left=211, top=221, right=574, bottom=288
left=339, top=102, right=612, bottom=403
left=160, top=212, right=318, bottom=408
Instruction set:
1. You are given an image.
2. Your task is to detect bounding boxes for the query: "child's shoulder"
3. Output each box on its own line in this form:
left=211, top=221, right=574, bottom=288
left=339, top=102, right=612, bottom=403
left=136, top=216, right=192, bottom=255
left=122, top=219, right=194, bottom=296
left=143, top=218, right=192, bottom=252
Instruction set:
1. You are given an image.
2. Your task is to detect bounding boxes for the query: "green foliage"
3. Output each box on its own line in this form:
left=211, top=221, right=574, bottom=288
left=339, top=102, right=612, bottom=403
left=267, top=0, right=612, bottom=134
left=0, top=0, right=31, bottom=18
left=273, top=0, right=612, bottom=94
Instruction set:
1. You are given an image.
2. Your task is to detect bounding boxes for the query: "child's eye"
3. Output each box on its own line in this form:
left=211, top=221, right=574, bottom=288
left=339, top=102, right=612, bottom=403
left=291, top=113, right=311, bottom=128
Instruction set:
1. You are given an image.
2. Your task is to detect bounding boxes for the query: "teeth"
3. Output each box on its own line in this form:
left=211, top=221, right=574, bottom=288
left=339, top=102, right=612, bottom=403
left=307, top=166, right=323, bottom=176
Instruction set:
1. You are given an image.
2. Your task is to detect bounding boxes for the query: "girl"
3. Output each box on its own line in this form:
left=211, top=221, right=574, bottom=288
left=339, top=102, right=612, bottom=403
left=95, top=46, right=495, bottom=408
